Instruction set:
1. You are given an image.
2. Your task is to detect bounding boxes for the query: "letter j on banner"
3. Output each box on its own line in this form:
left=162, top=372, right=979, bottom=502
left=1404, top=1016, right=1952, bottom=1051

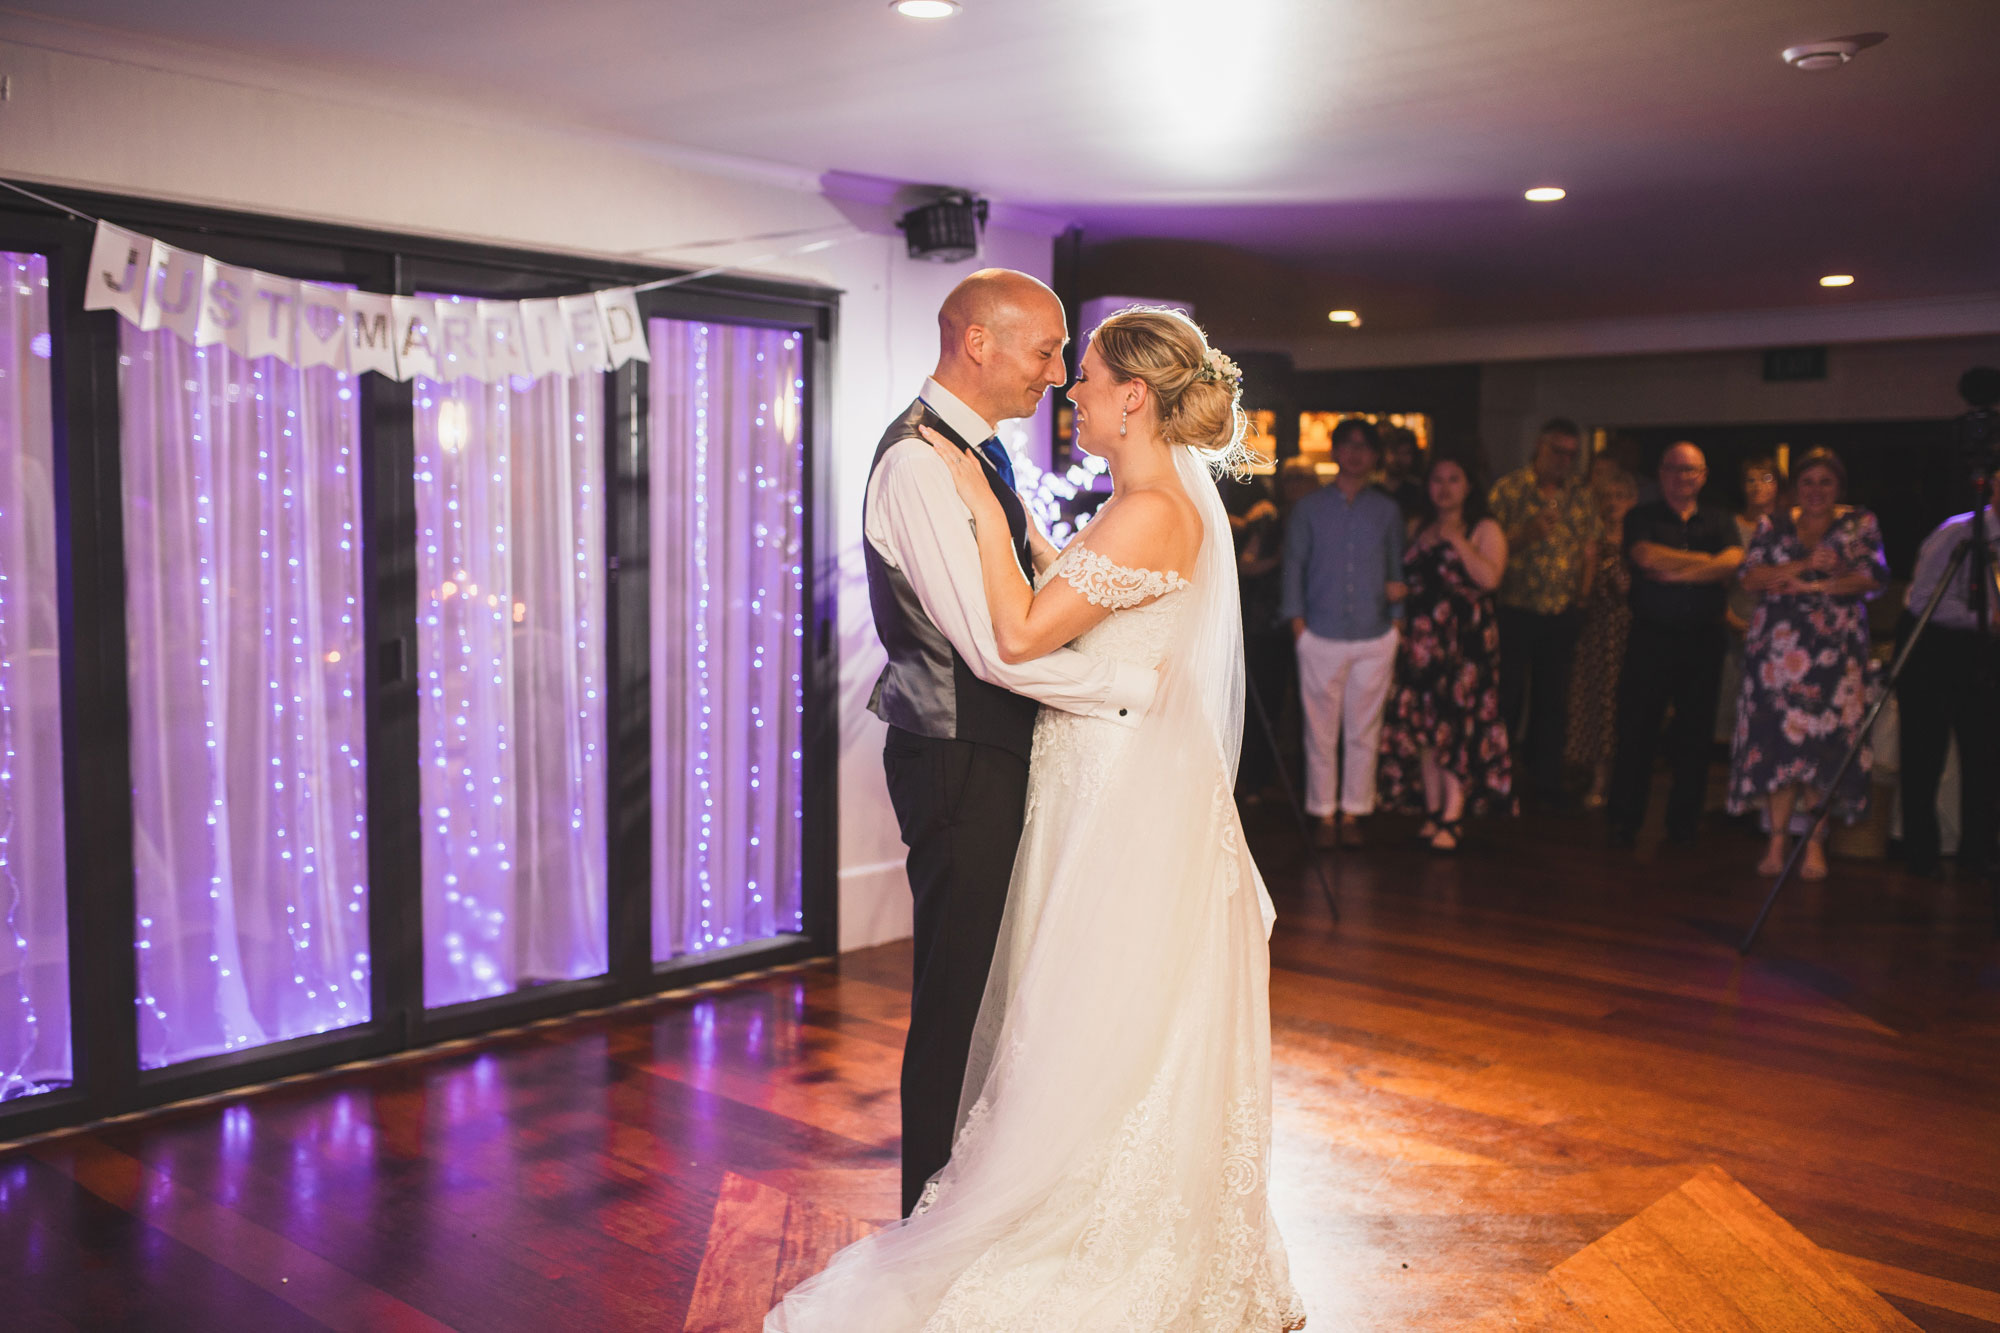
left=82, top=221, right=154, bottom=324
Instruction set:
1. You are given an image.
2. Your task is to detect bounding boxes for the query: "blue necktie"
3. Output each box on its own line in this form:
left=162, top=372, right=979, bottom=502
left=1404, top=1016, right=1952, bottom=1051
left=976, top=436, right=1016, bottom=491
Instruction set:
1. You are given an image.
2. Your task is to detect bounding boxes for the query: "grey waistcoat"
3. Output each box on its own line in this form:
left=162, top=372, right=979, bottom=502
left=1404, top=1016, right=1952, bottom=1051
left=864, top=400, right=1039, bottom=760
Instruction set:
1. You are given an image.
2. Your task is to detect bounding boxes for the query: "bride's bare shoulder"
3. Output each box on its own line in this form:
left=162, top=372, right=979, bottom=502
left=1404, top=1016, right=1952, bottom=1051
left=1082, top=484, right=1202, bottom=572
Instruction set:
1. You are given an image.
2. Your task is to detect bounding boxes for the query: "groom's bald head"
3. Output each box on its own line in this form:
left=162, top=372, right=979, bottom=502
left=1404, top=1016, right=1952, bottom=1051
left=939, top=269, right=1060, bottom=347
left=934, top=269, right=1069, bottom=426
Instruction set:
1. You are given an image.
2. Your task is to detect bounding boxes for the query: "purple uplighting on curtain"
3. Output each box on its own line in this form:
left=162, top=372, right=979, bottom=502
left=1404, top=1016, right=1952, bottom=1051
left=415, top=300, right=607, bottom=1007
left=649, top=319, right=805, bottom=961
left=0, top=253, right=70, bottom=1100
left=120, top=326, right=370, bottom=1069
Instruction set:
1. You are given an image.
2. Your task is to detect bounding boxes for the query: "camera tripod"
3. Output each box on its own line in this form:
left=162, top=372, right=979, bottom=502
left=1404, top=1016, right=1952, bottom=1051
left=1242, top=667, right=1340, bottom=924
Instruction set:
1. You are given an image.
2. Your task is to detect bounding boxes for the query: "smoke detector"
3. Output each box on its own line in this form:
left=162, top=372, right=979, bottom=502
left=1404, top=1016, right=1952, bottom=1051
left=1782, top=33, right=1886, bottom=71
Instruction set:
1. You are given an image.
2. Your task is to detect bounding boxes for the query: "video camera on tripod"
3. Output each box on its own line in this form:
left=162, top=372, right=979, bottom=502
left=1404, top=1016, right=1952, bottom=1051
left=1953, top=366, right=2000, bottom=478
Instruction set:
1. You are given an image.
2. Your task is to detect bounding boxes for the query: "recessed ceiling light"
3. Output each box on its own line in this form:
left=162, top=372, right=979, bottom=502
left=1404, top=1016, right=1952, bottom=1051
left=892, top=0, right=961, bottom=17
left=1524, top=186, right=1566, bottom=203
left=1782, top=33, right=1887, bottom=70
left=1784, top=41, right=1857, bottom=70
left=1328, top=309, right=1359, bottom=325
left=1819, top=274, right=1855, bottom=287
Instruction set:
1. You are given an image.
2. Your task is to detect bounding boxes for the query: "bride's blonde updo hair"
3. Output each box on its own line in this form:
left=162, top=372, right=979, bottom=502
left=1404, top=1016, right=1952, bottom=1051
left=1088, top=306, right=1250, bottom=472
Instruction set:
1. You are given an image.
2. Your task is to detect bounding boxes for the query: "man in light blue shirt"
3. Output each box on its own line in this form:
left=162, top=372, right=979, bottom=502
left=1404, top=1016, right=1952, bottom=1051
left=1281, top=420, right=1406, bottom=847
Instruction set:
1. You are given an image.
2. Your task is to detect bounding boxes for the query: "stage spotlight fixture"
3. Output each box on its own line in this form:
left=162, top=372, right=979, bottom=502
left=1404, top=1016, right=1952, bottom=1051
left=897, top=191, right=988, bottom=262
left=892, top=0, right=961, bottom=17
left=1819, top=274, right=1855, bottom=288
left=1327, top=310, right=1359, bottom=325
left=1524, top=186, right=1566, bottom=202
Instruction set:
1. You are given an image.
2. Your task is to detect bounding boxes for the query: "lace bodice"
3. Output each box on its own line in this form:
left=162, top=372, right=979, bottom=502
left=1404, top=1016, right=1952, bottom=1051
left=1037, top=541, right=1191, bottom=671
left=1020, top=545, right=1190, bottom=831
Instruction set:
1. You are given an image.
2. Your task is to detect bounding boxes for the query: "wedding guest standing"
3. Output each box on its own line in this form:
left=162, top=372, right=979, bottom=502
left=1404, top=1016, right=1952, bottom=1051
left=1896, top=479, right=2000, bottom=878
left=1726, top=449, right=1886, bottom=878
left=1377, top=456, right=1513, bottom=853
left=1283, top=420, right=1406, bottom=848
left=1378, top=423, right=1428, bottom=520
left=1607, top=443, right=1745, bottom=847
left=1564, top=460, right=1639, bottom=809
left=1488, top=418, right=1598, bottom=808
left=1717, top=454, right=1784, bottom=744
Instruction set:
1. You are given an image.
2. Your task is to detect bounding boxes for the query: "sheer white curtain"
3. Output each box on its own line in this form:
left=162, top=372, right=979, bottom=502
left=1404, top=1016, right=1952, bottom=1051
left=650, top=319, right=805, bottom=960
left=121, top=327, right=370, bottom=1069
left=415, top=302, right=606, bottom=1007
left=0, top=253, right=70, bottom=1100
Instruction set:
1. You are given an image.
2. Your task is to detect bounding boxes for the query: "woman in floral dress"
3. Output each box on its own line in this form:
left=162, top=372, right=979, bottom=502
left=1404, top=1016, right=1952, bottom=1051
left=1564, top=459, right=1638, bottom=808
left=1378, top=456, right=1513, bottom=852
left=1727, top=448, right=1887, bottom=880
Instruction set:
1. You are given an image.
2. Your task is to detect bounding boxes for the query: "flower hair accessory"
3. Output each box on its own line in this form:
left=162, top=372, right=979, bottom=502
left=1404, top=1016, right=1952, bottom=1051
left=1196, top=346, right=1242, bottom=387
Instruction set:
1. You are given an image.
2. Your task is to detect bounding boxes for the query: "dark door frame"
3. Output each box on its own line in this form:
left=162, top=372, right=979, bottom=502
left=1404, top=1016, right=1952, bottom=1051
left=0, top=182, right=840, bottom=1141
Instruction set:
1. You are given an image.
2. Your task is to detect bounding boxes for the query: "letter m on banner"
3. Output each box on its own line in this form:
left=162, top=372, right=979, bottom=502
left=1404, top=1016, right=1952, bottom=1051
left=346, top=292, right=399, bottom=378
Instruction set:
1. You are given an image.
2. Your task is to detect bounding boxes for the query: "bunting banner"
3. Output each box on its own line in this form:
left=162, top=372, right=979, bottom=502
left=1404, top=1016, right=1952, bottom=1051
left=81, top=219, right=650, bottom=384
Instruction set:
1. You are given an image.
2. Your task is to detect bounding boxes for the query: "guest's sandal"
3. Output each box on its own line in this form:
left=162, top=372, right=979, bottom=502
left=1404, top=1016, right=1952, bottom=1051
left=1428, top=818, right=1463, bottom=855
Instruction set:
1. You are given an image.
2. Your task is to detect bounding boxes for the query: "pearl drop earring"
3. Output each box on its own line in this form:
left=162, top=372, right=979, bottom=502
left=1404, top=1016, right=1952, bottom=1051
left=1119, top=408, right=1128, bottom=437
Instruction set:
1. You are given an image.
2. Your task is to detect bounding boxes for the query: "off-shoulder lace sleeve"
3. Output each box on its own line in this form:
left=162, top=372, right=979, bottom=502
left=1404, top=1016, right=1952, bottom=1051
left=1056, top=543, right=1190, bottom=609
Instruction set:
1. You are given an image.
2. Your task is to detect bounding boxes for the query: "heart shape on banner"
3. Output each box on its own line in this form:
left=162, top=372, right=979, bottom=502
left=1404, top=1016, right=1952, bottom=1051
left=305, top=301, right=345, bottom=344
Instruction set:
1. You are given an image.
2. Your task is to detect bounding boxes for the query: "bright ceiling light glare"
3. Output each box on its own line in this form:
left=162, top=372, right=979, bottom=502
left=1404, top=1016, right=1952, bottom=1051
left=891, top=0, right=961, bottom=17
left=1819, top=274, right=1855, bottom=288
left=1524, top=186, right=1566, bottom=203
left=1327, top=309, right=1359, bottom=325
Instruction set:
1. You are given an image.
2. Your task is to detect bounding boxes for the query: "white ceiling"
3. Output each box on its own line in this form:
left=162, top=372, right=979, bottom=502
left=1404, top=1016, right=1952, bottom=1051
left=9, top=0, right=1997, bottom=337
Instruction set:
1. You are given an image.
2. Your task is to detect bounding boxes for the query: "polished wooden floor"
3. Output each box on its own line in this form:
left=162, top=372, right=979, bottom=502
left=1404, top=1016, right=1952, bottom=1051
left=4, top=806, right=1997, bottom=1331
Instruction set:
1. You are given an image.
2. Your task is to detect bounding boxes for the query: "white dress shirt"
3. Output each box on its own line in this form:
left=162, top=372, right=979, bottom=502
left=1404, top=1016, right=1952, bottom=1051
left=863, top=378, right=1156, bottom=726
left=1906, top=507, right=2000, bottom=631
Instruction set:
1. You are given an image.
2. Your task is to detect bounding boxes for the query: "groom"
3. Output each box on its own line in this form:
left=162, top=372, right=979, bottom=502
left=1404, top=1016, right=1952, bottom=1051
left=862, top=269, right=1158, bottom=1215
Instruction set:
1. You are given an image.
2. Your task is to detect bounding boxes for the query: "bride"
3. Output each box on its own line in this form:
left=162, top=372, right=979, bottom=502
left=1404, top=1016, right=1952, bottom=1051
left=767, top=307, right=1304, bottom=1330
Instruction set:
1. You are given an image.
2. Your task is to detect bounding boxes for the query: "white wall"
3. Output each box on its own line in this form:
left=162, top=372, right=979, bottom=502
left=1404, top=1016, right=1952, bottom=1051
left=1479, top=334, right=2000, bottom=474
left=0, top=22, right=1058, bottom=953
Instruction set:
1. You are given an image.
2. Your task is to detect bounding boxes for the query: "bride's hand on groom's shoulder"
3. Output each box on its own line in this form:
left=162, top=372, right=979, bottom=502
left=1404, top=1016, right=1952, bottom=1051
left=918, top=425, right=1004, bottom=519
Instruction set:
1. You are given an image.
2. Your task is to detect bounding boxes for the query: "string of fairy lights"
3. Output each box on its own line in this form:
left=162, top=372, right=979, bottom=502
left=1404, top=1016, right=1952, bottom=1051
left=783, top=342, right=806, bottom=934
left=419, top=293, right=609, bottom=1005
left=2, top=264, right=812, bottom=1090
left=662, top=323, right=805, bottom=957
left=691, top=327, right=715, bottom=943
left=418, top=369, right=519, bottom=1002
left=0, top=254, right=49, bottom=1100
left=129, top=332, right=371, bottom=1067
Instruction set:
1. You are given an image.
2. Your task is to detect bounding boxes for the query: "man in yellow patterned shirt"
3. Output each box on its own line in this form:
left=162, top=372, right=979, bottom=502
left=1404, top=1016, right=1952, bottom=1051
left=1488, top=418, right=1599, bottom=807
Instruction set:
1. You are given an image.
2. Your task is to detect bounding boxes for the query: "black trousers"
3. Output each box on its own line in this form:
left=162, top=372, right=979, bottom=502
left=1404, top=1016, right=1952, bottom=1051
left=881, top=726, right=1028, bottom=1217
left=1497, top=606, right=1582, bottom=799
left=1607, top=618, right=1726, bottom=839
left=1895, top=621, right=1998, bottom=873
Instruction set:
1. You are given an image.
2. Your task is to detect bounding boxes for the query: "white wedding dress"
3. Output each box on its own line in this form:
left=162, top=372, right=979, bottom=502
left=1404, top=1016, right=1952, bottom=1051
left=768, top=448, right=1304, bottom=1331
